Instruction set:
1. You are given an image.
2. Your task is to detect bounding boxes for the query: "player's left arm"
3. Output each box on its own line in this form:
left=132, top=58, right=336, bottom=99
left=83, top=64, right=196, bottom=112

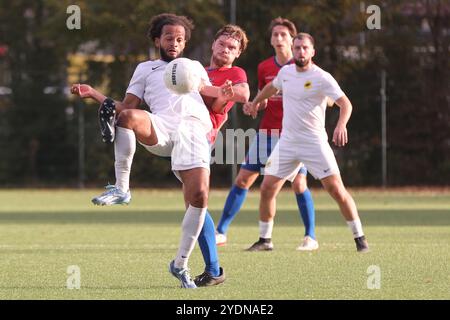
left=332, top=95, right=352, bottom=147
left=200, top=80, right=245, bottom=113
left=209, top=82, right=249, bottom=114
left=230, top=82, right=250, bottom=103
left=200, top=80, right=234, bottom=99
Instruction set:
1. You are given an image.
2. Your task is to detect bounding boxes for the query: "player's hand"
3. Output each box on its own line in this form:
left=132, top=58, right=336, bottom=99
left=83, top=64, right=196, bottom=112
left=71, top=84, right=93, bottom=98
left=332, top=124, right=348, bottom=147
left=218, top=80, right=234, bottom=100
left=259, top=99, right=268, bottom=110
left=243, top=101, right=259, bottom=119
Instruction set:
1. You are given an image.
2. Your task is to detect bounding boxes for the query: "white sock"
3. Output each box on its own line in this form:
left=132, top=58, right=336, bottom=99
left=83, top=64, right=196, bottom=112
left=259, top=220, right=274, bottom=239
left=347, top=219, right=364, bottom=238
left=174, top=205, right=207, bottom=270
left=114, top=127, right=136, bottom=192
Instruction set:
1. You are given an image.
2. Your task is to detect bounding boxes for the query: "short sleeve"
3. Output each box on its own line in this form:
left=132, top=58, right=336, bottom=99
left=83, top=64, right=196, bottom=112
left=230, top=67, right=247, bottom=85
left=126, top=63, right=146, bottom=99
left=271, top=67, right=284, bottom=90
left=321, top=72, right=345, bottom=101
left=193, top=60, right=211, bottom=86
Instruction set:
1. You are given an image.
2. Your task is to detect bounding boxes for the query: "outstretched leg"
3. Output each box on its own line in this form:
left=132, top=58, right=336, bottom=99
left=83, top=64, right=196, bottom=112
left=216, top=168, right=259, bottom=239
left=321, top=174, right=369, bottom=252
left=170, top=168, right=209, bottom=288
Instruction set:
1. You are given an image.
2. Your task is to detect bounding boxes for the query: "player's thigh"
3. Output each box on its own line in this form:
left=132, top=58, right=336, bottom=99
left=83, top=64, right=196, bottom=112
left=291, top=169, right=308, bottom=193
left=171, top=120, right=211, bottom=173
left=138, top=113, right=173, bottom=157
left=264, top=139, right=302, bottom=182
left=320, top=174, right=347, bottom=202
left=298, top=142, right=340, bottom=180
left=179, top=167, right=210, bottom=207
left=261, top=175, right=286, bottom=199
left=117, top=109, right=158, bottom=146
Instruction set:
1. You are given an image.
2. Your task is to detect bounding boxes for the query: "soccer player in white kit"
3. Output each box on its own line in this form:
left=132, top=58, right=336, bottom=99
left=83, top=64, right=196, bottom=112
left=245, top=33, right=369, bottom=252
left=71, top=14, right=235, bottom=288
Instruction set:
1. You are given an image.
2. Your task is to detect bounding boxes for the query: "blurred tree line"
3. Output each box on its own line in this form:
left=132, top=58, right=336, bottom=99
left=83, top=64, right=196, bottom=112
left=0, top=0, right=448, bottom=188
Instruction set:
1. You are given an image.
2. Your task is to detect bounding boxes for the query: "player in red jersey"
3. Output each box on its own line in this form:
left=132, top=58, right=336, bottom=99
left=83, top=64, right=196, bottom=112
left=202, top=25, right=249, bottom=143
left=194, top=24, right=250, bottom=287
left=216, top=17, right=319, bottom=252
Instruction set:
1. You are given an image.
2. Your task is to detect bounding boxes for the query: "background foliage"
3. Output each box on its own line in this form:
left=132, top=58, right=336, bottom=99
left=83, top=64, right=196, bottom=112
left=0, top=0, right=448, bottom=187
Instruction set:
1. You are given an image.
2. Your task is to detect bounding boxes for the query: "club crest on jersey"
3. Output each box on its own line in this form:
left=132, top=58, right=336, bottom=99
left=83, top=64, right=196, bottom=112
left=304, top=81, right=312, bottom=89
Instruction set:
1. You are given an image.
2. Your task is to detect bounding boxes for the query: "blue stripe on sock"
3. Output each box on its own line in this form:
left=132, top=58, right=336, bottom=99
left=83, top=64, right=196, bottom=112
left=216, top=185, right=248, bottom=235
left=295, top=188, right=316, bottom=239
left=197, top=211, right=220, bottom=277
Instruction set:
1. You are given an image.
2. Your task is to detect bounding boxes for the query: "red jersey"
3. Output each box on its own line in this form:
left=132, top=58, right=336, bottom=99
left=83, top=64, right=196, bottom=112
left=206, top=66, right=247, bottom=142
left=257, top=56, right=293, bottom=134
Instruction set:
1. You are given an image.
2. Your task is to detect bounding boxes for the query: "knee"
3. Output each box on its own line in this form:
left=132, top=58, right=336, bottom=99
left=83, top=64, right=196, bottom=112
left=260, top=181, right=277, bottom=200
left=292, top=176, right=308, bottom=194
left=189, top=188, right=209, bottom=208
left=325, top=183, right=347, bottom=203
left=235, top=173, right=253, bottom=189
left=117, top=109, right=139, bottom=128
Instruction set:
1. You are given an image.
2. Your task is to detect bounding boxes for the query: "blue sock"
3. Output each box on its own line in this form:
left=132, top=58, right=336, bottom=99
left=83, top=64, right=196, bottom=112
left=197, top=210, right=220, bottom=277
left=216, top=185, right=248, bottom=235
left=295, top=188, right=316, bottom=239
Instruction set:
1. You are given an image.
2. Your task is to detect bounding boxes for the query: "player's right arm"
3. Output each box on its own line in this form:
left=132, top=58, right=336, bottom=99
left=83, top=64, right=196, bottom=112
left=243, top=81, right=278, bottom=119
left=71, top=84, right=141, bottom=114
left=255, top=62, right=268, bottom=111
left=254, top=90, right=268, bottom=111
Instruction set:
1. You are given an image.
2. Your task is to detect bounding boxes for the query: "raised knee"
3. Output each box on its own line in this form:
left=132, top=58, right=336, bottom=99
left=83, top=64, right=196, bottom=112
left=117, top=109, right=138, bottom=128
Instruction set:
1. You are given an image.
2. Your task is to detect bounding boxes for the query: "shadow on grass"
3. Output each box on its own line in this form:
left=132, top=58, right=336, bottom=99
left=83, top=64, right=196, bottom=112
left=0, top=209, right=448, bottom=226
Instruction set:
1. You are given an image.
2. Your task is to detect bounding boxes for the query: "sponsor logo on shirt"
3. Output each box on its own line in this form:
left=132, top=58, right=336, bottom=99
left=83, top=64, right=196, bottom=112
left=304, top=81, right=312, bottom=89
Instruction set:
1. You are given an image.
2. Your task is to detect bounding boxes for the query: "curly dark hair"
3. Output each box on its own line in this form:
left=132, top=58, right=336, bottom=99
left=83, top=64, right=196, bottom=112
left=147, top=13, right=195, bottom=42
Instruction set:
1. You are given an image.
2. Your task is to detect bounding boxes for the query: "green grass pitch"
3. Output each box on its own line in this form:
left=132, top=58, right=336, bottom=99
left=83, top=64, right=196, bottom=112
left=0, top=188, right=448, bottom=299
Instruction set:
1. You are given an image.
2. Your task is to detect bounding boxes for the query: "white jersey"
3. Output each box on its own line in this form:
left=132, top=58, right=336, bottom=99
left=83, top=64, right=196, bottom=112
left=272, top=64, right=345, bottom=142
left=126, top=59, right=212, bottom=131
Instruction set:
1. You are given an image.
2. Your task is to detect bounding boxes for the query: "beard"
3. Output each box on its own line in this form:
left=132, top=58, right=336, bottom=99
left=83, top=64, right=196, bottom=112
left=160, top=47, right=183, bottom=62
left=295, top=57, right=309, bottom=68
left=212, top=54, right=228, bottom=68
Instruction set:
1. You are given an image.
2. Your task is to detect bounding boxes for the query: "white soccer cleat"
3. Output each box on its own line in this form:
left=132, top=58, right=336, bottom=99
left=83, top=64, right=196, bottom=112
left=169, top=260, right=197, bottom=289
left=215, top=232, right=227, bottom=246
left=296, top=236, right=319, bottom=251
left=92, top=185, right=131, bottom=206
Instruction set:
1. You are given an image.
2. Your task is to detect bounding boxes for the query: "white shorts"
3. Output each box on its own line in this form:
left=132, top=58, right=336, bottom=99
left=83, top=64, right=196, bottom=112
left=138, top=113, right=175, bottom=157
left=170, top=118, right=211, bottom=174
left=138, top=112, right=210, bottom=176
left=264, top=136, right=340, bottom=181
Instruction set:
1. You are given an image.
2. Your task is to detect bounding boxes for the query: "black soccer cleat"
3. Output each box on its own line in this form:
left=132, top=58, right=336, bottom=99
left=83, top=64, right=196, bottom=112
left=245, top=238, right=274, bottom=251
left=194, top=267, right=226, bottom=287
left=98, top=98, right=116, bottom=143
left=355, top=235, right=370, bottom=253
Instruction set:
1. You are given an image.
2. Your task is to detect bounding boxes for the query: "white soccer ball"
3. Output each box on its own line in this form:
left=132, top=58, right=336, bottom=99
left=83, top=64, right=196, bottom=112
left=163, top=58, right=202, bottom=95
